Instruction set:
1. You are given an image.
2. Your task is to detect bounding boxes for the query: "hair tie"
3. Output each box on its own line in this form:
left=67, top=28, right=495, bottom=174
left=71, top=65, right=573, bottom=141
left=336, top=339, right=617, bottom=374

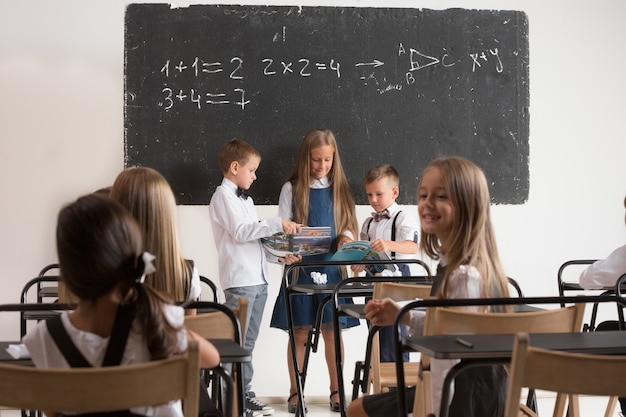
left=134, top=251, right=156, bottom=284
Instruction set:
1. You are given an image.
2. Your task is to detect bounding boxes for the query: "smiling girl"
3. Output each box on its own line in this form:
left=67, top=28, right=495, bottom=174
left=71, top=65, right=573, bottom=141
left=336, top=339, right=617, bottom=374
left=347, top=156, right=511, bottom=417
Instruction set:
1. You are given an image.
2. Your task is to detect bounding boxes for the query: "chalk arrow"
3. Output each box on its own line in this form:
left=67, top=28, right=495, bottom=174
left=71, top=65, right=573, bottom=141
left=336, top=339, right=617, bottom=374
left=355, top=60, right=384, bottom=68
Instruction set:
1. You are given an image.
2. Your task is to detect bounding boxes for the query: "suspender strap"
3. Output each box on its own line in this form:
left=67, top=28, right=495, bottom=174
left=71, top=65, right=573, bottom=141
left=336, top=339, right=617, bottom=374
left=366, top=211, right=402, bottom=260
left=102, top=305, right=133, bottom=366
left=390, top=211, right=400, bottom=260
left=46, top=305, right=133, bottom=368
left=46, top=315, right=91, bottom=367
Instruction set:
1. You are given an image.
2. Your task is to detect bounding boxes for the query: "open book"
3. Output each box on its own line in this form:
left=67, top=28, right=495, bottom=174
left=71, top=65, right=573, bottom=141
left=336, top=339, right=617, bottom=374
left=261, top=226, right=332, bottom=257
left=329, top=241, right=396, bottom=273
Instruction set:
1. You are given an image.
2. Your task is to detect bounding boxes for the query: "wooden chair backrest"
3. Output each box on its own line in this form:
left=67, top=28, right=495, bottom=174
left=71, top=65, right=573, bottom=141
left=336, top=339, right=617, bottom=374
left=184, top=297, right=249, bottom=343
left=370, top=282, right=432, bottom=393
left=504, top=332, right=626, bottom=417
left=0, top=341, right=200, bottom=416
left=425, top=303, right=586, bottom=336
left=372, top=281, right=433, bottom=301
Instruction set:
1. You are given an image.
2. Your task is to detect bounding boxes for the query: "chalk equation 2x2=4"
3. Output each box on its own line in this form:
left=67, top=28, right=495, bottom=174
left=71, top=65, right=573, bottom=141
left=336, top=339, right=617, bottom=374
left=153, top=44, right=505, bottom=111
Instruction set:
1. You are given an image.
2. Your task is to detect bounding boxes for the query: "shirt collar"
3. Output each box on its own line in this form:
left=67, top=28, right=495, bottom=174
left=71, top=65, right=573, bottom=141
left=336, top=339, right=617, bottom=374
left=309, top=176, right=330, bottom=189
left=384, top=202, right=400, bottom=215
left=222, top=178, right=239, bottom=194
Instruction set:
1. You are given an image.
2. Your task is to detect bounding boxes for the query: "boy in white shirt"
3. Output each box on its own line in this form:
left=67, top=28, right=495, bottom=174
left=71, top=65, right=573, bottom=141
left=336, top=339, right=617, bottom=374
left=351, top=164, right=419, bottom=363
left=208, top=138, right=300, bottom=416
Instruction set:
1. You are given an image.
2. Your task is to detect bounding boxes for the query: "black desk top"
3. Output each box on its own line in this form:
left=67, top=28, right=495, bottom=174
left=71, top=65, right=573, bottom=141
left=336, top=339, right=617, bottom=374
left=404, top=330, right=626, bottom=360
left=210, top=339, right=252, bottom=363
left=338, top=304, right=366, bottom=319
left=0, top=341, right=32, bottom=364
left=288, top=282, right=374, bottom=295
left=0, top=340, right=250, bottom=364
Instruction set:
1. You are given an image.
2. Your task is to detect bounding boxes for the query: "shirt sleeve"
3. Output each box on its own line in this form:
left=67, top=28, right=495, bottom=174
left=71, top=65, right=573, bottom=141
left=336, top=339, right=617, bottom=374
left=209, top=186, right=282, bottom=242
left=443, top=265, right=483, bottom=311
left=278, top=182, right=293, bottom=220
left=359, top=218, right=371, bottom=241
left=579, top=244, right=626, bottom=289
left=187, top=264, right=201, bottom=301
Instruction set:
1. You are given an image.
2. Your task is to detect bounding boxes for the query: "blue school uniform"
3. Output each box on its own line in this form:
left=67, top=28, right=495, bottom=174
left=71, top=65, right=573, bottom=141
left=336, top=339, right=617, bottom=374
left=270, top=187, right=360, bottom=329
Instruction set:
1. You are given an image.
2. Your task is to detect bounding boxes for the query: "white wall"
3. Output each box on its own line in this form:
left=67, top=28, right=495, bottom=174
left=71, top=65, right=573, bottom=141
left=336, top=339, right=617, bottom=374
left=1, top=0, right=625, bottom=400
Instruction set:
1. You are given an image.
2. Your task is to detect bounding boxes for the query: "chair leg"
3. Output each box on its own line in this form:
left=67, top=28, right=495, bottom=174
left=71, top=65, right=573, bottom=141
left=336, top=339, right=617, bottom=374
left=558, top=394, right=580, bottom=417
left=604, top=396, right=618, bottom=417
left=352, top=361, right=364, bottom=400
left=413, top=372, right=432, bottom=417
left=554, top=393, right=568, bottom=417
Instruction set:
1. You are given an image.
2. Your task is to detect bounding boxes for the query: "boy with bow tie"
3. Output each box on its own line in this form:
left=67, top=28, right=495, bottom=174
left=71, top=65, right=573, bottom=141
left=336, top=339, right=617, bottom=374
left=350, top=164, right=419, bottom=363
left=208, top=138, right=300, bottom=416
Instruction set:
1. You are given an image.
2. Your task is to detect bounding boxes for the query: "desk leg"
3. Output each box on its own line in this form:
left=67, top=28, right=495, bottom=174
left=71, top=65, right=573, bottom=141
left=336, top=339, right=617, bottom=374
left=285, top=286, right=307, bottom=417
left=332, top=297, right=347, bottom=417
left=236, top=363, right=246, bottom=417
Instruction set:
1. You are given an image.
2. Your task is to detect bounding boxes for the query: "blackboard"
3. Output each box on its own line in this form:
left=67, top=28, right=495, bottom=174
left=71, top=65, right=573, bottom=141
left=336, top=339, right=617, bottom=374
left=124, top=4, right=529, bottom=205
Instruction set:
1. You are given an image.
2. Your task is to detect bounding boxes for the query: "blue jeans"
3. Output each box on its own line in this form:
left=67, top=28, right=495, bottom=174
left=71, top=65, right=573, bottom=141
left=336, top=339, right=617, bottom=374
left=223, top=284, right=268, bottom=394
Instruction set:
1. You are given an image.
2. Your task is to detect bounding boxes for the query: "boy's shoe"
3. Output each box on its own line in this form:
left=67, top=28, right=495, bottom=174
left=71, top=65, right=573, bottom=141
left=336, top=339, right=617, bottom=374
left=245, top=409, right=262, bottom=417
left=246, top=393, right=274, bottom=415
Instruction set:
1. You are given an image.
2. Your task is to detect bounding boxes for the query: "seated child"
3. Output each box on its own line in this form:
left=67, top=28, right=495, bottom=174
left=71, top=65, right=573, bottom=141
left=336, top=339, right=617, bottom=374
left=23, top=193, right=220, bottom=417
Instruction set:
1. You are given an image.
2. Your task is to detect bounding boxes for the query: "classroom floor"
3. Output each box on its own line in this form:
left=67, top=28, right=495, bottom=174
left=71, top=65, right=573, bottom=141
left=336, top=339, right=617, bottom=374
left=262, top=393, right=622, bottom=417
left=1, top=394, right=621, bottom=416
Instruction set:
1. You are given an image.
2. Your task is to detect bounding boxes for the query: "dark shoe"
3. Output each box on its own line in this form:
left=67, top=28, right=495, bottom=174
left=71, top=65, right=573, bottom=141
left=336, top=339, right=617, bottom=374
left=246, top=393, right=274, bottom=415
left=330, top=390, right=341, bottom=412
left=287, top=392, right=307, bottom=414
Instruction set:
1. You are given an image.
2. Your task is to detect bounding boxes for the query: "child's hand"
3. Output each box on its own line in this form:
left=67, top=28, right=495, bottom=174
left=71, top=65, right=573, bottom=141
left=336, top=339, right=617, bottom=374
left=279, top=254, right=302, bottom=265
left=351, top=264, right=366, bottom=273
left=369, top=238, right=390, bottom=253
left=336, top=235, right=353, bottom=250
left=281, top=219, right=302, bottom=234
left=364, top=298, right=400, bottom=327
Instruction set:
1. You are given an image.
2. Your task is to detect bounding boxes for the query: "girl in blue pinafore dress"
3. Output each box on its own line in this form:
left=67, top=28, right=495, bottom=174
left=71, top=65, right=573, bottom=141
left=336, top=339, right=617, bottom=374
left=270, top=129, right=360, bottom=413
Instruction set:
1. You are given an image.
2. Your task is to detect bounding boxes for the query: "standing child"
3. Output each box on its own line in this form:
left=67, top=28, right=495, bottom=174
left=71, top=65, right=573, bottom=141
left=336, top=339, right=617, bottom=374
left=208, top=138, right=300, bottom=417
left=110, top=167, right=202, bottom=315
left=270, top=128, right=360, bottom=413
left=347, top=156, right=511, bottom=417
left=23, top=193, right=220, bottom=417
left=351, top=164, right=419, bottom=364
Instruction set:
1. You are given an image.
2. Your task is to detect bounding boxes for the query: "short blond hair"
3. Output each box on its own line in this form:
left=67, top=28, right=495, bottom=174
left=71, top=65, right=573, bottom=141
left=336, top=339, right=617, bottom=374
left=363, top=164, right=400, bottom=187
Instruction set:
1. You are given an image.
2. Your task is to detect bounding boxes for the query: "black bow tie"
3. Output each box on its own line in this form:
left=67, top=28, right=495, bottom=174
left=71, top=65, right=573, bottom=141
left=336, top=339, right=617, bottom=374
left=372, top=210, right=390, bottom=222
left=237, top=188, right=250, bottom=200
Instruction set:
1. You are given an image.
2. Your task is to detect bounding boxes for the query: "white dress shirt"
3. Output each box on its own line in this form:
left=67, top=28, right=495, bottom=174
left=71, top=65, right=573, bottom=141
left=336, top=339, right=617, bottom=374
left=209, top=178, right=283, bottom=289
left=579, top=244, right=626, bottom=289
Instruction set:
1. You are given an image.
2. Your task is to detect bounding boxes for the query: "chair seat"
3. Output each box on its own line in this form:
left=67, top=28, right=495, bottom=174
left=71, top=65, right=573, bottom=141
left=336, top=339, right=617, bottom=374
left=377, top=362, right=420, bottom=390
left=38, top=287, right=59, bottom=298
left=22, top=311, right=61, bottom=321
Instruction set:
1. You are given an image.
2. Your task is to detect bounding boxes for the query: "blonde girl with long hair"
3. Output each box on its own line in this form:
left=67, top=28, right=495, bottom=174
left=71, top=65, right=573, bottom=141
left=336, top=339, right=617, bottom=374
left=110, top=167, right=201, bottom=315
left=348, top=156, right=511, bottom=417
left=270, top=128, right=359, bottom=413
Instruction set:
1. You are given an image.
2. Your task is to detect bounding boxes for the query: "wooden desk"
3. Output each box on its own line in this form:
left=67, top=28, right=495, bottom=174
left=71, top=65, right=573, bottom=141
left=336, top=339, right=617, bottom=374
left=0, top=339, right=250, bottom=417
left=404, top=330, right=626, bottom=360
left=404, top=331, right=626, bottom=417
left=392, top=295, right=626, bottom=417
left=2, top=302, right=251, bottom=417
